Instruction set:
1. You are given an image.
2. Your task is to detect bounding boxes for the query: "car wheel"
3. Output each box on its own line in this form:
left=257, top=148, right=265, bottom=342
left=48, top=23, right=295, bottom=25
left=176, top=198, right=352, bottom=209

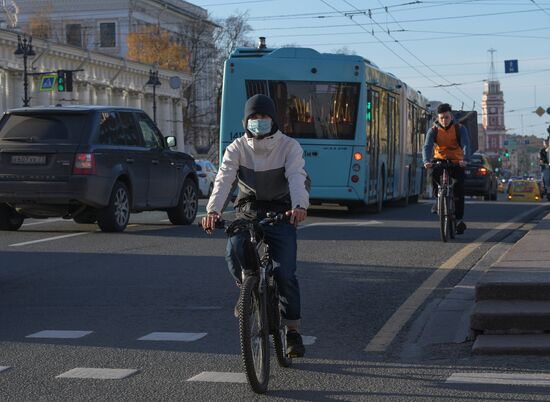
left=0, top=204, right=24, bottom=231
left=167, top=178, right=198, bottom=225
left=73, top=207, right=98, bottom=224
left=97, top=181, right=130, bottom=232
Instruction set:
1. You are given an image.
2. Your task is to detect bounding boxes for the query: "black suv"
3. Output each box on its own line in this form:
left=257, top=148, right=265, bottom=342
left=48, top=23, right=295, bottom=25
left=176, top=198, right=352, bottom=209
left=0, top=105, right=198, bottom=232
left=464, top=152, right=498, bottom=200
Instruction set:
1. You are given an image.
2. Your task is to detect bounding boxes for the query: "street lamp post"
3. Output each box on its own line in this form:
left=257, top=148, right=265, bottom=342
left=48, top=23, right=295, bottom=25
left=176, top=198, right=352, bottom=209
left=14, top=35, right=36, bottom=107
left=146, top=69, right=161, bottom=123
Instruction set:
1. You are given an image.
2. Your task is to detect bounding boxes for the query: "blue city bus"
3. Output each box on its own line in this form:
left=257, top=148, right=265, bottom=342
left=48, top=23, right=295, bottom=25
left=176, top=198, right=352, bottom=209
left=219, top=45, right=431, bottom=211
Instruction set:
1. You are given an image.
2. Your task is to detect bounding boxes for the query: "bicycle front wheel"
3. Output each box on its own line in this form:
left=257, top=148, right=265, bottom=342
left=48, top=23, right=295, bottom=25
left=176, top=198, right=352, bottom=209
left=239, top=275, right=270, bottom=394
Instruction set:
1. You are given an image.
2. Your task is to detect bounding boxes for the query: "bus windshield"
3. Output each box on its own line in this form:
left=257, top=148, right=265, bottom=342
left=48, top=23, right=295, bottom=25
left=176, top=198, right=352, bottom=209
left=245, top=80, right=360, bottom=140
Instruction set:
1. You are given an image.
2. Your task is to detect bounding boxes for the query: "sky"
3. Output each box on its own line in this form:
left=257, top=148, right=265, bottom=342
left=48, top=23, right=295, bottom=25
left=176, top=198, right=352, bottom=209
left=193, top=0, right=550, bottom=139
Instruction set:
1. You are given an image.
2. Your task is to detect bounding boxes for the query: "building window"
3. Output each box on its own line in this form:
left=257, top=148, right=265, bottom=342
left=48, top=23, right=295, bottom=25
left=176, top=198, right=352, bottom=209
left=100, top=22, right=116, bottom=48
left=66, top=24, right=82, bottom=47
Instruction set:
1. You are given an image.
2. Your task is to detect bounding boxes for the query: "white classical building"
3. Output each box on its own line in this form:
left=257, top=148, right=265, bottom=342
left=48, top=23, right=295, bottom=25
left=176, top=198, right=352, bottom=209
left=0, top=28, right=191, bottom=150
left=11, top=0, right=218, bottom=153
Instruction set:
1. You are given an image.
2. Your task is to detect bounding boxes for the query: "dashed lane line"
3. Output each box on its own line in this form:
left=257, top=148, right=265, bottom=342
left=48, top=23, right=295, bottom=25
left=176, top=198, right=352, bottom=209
left=137, top=332, right=207, bottom=342
left=365, top=205, right=546, bottom=353
left=187, top=372, right=247, bottom=383
left=446, top=372, right=550, bottom=386
left=56, top=368, right=139, bottom=380
left=26, top=330, right=93, bottom=339
left=0, top=367, right=9, bottom=373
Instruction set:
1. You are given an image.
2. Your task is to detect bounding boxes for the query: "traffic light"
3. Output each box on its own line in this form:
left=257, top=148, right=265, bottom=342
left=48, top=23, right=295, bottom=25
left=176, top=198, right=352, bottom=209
left=497, top=156, right=502, bottom=162
left=57, top=70, right=73, bottom=92
left=57, top=70, right=66, bottom=92
left=504, top=149, right=510, bottom=158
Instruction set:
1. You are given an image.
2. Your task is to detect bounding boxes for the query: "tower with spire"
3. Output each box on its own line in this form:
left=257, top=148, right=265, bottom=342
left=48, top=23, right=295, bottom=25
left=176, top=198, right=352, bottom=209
left=481, top=49, right=506, bottom=153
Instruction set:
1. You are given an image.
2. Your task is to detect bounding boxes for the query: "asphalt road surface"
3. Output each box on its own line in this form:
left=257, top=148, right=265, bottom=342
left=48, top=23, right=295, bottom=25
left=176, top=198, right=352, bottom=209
left=2, top=197, right=550, bottom=401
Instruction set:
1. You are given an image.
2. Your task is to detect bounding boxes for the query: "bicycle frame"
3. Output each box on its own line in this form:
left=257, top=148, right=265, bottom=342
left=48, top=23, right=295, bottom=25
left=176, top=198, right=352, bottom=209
left=224, top=213, right=291, bottom=394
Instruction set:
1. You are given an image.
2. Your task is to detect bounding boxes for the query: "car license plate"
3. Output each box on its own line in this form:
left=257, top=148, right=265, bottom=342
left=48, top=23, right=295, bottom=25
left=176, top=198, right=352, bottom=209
left=464, top=169, right=471, bottom=175
left=11, top=155, right=47, bottom=165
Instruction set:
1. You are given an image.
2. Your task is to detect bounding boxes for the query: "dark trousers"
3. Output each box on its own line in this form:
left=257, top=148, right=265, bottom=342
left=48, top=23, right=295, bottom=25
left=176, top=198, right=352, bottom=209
left=225, top=222, right=301, bottom=328
left=432, top=165, right=465, bottom=220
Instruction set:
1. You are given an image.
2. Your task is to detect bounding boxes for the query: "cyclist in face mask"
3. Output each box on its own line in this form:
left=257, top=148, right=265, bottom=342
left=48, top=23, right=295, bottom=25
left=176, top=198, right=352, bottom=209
left=202, top=94, right=310, bottom=358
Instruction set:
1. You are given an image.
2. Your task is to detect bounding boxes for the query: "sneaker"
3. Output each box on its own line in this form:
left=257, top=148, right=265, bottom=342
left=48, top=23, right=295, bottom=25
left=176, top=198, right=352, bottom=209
left=456, top=220, right=466, bottom=235
left=430, top=202, right=437, bottom=214
left=286, top=330, right=305, bottom=358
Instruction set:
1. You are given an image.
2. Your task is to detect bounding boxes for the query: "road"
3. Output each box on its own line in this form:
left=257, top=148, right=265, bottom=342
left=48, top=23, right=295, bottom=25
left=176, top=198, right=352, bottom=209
left=1, top=196, right=550, bottom=401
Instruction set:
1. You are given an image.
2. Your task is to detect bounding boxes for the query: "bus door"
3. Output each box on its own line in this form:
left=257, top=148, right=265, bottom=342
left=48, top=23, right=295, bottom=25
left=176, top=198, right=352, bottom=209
left=367, top=89, right=380, bottom=203
left=386, top=95, right=398, bottom=198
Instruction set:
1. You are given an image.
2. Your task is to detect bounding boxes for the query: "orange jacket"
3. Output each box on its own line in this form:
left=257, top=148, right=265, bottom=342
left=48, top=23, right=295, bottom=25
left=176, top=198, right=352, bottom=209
left=433, top=124, right=464, bottom=163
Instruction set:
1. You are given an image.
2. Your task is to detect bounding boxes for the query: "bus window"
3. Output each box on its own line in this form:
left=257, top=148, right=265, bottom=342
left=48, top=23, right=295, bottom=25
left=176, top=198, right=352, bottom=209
left=245, top=79, right=360, bottom=140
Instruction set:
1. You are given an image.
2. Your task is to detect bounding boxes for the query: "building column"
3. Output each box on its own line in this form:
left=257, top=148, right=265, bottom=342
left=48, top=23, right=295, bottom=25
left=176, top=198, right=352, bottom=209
left=10, top=71, right=24, bottom=109
left=174, top=101, right=185, bottom=152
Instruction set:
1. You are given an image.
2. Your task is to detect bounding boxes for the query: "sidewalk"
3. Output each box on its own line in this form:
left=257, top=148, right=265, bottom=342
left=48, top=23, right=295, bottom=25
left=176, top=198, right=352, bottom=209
left=471, top=209, right=550, bottom=354
left=406, top=206, right=550, bottom=356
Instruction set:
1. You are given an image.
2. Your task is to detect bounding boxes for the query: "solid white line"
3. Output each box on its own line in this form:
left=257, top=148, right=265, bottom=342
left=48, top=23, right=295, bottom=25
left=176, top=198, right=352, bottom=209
left=22, top=218, right=65, bottom=226
left=187, top=371, right=247, bottom=383
left=26, top=330, right=92, bottom=339
left=365, top=205, right=545, bottom=353
left=0, top=366, right=10, bottom=373
left=446, top=372, right=550, bottom=386
left=56, top=368, right=138, bottom=379
left=9, top=232, right=90, bottom=247
left=137, top=332, right=207, bottom=342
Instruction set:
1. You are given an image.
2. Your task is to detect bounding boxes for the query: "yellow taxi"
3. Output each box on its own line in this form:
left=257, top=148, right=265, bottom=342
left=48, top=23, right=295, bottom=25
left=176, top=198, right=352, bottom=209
left=507, top=179, right=543, bottom=202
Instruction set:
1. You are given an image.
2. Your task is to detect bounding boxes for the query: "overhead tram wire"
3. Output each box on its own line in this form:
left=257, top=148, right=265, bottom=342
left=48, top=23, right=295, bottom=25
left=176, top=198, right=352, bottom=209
left=320, top=0, right=471, bottom=110
left=530, top=0, right=550, bottom=18
left=369, top=0, right=478, bottom=109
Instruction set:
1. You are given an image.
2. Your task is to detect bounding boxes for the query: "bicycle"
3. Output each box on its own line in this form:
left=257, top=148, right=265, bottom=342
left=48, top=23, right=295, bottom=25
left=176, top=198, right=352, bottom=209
left=204, top=212, right=292, bottom=394
left=432, top=160, right=457, bottom=242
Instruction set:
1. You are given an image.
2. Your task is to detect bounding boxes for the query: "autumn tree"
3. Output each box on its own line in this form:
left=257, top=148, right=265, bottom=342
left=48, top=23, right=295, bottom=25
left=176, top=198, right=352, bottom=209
left=26, top=1, right=54, bottom=40
left=127, top=26, right=189, bottom=72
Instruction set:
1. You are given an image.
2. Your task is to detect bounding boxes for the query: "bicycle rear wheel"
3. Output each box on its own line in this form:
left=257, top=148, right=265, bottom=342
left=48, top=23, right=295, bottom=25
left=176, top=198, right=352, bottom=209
left=239, top=275, right=270, bottom=394
left=444, top=195, right=454, bottom=240
left=438, top=193, right=448, bottom=242
left=269, top=280, right=292, bottom=368
left=448, top=195, right=456, bottom=239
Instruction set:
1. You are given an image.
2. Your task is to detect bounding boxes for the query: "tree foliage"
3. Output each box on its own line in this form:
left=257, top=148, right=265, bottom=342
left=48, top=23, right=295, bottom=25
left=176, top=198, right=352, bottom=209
left=127, top=26, right=189, bottom=72
left=27, top=1, right=53, bottom=40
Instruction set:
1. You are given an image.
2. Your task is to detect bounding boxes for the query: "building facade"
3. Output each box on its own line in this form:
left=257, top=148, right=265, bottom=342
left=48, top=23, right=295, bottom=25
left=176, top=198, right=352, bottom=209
left=0, top=28, right=190, bottom=150
left=13, top=0, right=218, bottom=153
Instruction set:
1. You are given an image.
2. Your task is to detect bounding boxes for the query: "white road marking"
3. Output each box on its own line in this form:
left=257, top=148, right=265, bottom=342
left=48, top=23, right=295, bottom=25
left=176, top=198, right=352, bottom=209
left=137, top=332, right=207, bottom=342
left=162, top=212, right=208, bottom=223
left=187, top=371, right=247, bottom=383
left=22, top=218, right=65, bottom=226
left=9, top=232, right=90, bottom=247
left=299, top=221, right=382, bottom=230
left=446, top=372, right=550, bottom=386
left=0, top=366, right=10, bottom=373
left=365, top=205, right=546, bottom=353
left=26, top=330, right=92, bottom=339
left=56, top=368, right=138, bottom=380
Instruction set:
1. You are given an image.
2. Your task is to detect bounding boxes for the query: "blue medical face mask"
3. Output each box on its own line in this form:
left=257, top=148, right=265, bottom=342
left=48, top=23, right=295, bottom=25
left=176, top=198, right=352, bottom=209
left=247, top=119, right=272, bottom=136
